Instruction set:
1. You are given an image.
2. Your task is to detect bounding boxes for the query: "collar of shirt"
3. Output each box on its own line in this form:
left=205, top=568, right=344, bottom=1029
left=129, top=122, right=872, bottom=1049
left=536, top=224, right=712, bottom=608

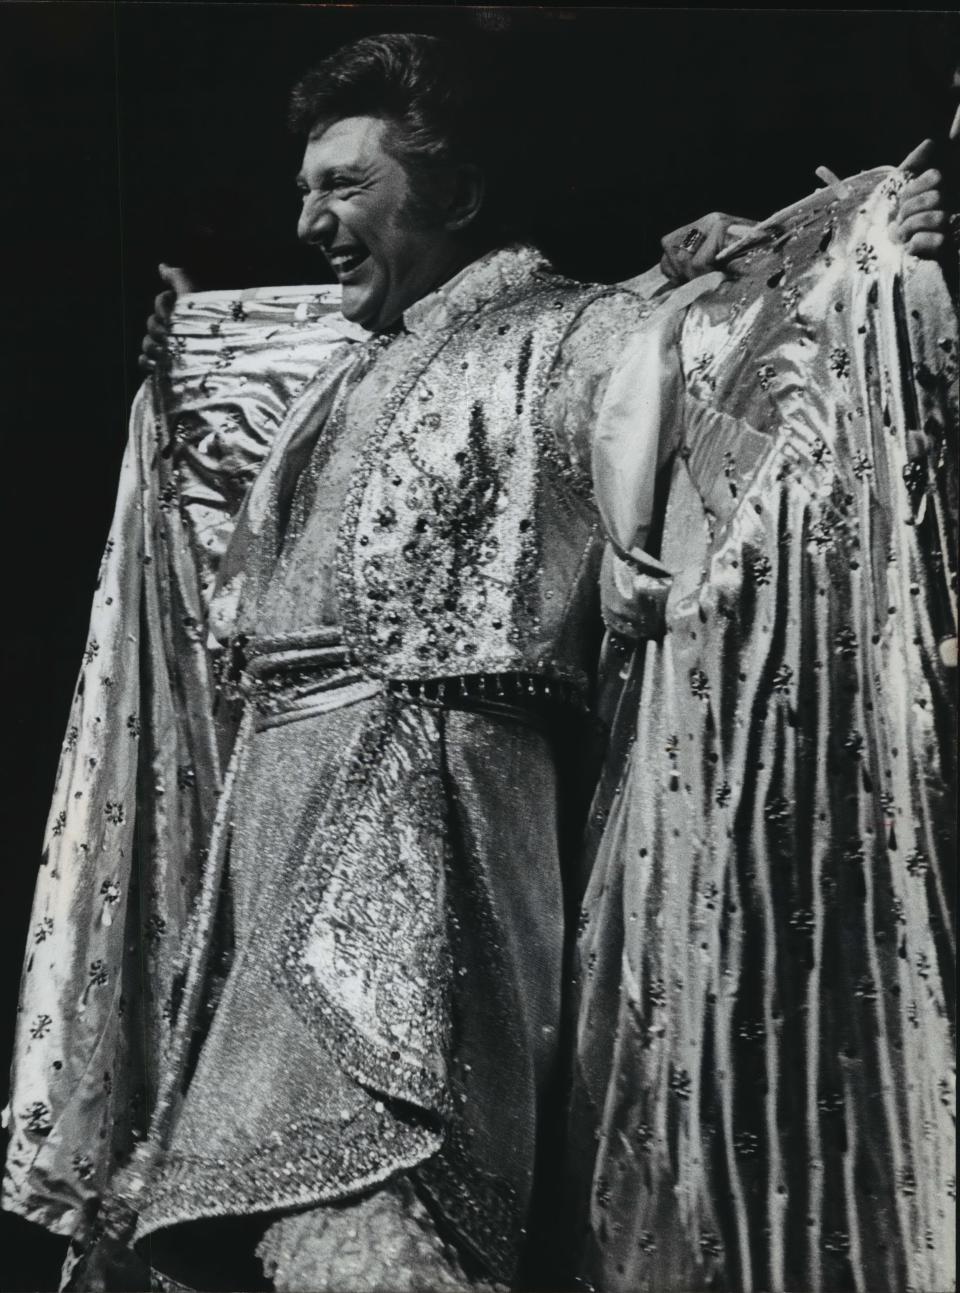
left=400, top=242, right=550, bottom=339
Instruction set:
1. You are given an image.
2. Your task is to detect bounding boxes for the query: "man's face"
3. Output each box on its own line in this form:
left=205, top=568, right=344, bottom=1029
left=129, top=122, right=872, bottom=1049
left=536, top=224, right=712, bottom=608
left=297, top=115, right=456, bottom=332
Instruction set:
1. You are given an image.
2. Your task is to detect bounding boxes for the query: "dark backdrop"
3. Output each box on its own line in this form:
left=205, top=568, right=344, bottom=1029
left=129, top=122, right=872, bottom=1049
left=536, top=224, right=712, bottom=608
left=1, top=5, right=956, bottom=1288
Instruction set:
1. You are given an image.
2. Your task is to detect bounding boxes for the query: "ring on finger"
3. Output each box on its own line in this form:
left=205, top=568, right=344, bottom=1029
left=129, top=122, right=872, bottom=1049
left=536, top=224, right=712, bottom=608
left=680, top=227, right=707, bottom=253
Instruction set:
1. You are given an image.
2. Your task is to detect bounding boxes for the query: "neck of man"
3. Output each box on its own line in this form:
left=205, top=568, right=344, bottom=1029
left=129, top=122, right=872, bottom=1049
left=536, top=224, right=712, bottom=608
left=374, top=233, right=504, bottom=335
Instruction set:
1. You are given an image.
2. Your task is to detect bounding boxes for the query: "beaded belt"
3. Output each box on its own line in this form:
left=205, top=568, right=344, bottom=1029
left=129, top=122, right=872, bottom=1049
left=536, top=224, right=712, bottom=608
left=221, top=631, right=586, bottom=732
left=387, top=672, right=588, bottom=723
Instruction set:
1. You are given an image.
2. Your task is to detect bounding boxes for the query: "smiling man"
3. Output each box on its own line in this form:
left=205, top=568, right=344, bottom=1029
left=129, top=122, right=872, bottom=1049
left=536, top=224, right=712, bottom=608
left=83, top=34, right=686, bottom=1292
left=295, top=115, right=483, bottom=332
left=121, top=37, right=681, bottom=1290
left=4, top=28, right=955, bottom=1293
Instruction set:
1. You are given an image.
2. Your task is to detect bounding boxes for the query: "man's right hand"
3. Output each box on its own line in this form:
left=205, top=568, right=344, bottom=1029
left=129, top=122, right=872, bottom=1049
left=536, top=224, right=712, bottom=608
left=138, top=263, right=196, bottom=374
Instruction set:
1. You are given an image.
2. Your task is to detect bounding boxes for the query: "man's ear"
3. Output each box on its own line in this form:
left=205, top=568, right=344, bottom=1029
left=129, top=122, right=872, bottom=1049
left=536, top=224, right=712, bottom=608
left=444, top=164, right=486, bottom=232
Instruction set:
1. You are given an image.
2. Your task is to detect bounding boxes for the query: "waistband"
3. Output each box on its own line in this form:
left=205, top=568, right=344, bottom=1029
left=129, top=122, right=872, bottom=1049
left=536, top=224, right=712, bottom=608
left=237, top=640, right=378, bottom=730
left=220, top=632, right=586, bottom=733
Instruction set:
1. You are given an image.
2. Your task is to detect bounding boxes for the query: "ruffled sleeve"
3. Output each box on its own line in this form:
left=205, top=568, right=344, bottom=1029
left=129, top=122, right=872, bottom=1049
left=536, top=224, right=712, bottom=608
left=543, top=272, right=724, bottom=642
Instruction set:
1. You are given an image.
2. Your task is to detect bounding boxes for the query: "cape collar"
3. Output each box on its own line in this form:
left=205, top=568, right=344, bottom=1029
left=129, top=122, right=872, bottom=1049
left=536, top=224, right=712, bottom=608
left=399, top=243, right=552, bottom=340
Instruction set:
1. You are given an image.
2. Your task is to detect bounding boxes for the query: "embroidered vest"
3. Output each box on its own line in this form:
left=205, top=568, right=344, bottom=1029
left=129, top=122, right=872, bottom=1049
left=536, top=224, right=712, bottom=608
left=337, top=269, right=616, bottom=696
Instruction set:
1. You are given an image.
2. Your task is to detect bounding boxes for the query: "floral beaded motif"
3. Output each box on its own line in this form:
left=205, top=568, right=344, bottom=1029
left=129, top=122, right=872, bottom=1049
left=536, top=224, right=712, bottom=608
left=337, top=251, right=615, bottom=693
left=273, top=696, right=453, bottom=1110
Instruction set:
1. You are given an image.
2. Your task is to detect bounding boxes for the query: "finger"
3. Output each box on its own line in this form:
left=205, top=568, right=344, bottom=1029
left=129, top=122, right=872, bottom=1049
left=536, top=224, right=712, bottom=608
left=676, top=225, right=726, bottom=279
left=898, top=211, right=947, bottom=241
left=699, top=221, right=729, bottom=261
left=158, top=263, right=196, bottom=295
left=666, top=214, right=753, bottom=250
left=661, top=226, right=709, bottom=277
left=146, top=315, right=170, bottom=341
left=659, top=234, right=685, bottom=276
left=154, top=288, right=177, bottom=318
left=725, top=221, right=758, bottom=241
left=714, top=215, right=755, bottom=231
left=906, top=230, right=946, bottom=258
left=898, top=189, right=942, bottom=221
left=138, top=345, right=161, bottom=373
left=898, top=138, right=935, bottom=175
left=662, top=216, right=746, bottom=282
left=701, top=212, right=754, bottom=227
left=141, top=336, right=168, bottom=365
left=892, top=203, right=945, bottom=245
left=901, top=168, right=943, bottom=200
left=659, top=249, right=683, bottom=282
left=661, top=228, right=692, bottom=259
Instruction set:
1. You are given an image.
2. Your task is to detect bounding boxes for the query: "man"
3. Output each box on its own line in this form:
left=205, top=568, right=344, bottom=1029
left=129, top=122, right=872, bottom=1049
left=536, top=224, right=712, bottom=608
left=4, top=30, right=952, bottom=1293
left=124, top=40, right=691, bottom=1290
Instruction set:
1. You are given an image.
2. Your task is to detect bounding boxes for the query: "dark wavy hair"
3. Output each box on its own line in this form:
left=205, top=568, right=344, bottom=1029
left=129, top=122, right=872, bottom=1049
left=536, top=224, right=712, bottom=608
left=288, top=33, right=521, bottom=241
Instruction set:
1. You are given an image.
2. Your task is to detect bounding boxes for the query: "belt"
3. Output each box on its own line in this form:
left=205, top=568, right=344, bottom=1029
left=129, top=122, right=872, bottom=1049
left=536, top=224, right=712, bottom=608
left=220, top=631, right=588, bottom=732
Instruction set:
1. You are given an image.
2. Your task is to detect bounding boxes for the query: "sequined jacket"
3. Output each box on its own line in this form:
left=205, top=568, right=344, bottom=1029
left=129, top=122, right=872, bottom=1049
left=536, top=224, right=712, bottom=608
left=218, top=245, right=715, bottom=699
left=341, top=265, right=620, bottom=692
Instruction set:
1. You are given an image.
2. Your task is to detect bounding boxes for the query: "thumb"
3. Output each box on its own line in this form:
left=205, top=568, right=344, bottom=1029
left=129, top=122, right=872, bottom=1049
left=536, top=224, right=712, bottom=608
left=158, top=263, right=196, bottom=295
left=898, top=138, right=935, bottom=176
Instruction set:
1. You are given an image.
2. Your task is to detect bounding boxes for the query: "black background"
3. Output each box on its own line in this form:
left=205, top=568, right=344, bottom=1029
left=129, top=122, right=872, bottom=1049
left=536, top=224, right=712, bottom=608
left=1, top=4, right=957, bottom=1288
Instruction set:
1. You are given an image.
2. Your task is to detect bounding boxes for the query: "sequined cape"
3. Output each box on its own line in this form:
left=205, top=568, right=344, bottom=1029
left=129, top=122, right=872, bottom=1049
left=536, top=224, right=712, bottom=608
left=571, top=169, right=958, bottom=1292
left=2, top=248, right=708, bottom=1285
left=1, top=288, right=364, bottom=1238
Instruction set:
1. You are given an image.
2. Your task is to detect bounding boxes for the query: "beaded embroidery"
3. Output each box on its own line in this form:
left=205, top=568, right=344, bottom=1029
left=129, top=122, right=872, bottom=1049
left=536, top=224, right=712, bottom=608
left=336, top=248, right=620, bottom=692
left=272, top=695, right=454, bottom=1110
left=140, top=1097, right=440, bottom=1239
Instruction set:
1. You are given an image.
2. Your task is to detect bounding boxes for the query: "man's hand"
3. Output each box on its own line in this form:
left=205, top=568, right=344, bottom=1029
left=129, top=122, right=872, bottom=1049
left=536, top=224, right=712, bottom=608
left=138, top=263, right=196, bottom=374
left=893, top=140, right=948, bottom=259
left=659, top=213, right=756, bottom=284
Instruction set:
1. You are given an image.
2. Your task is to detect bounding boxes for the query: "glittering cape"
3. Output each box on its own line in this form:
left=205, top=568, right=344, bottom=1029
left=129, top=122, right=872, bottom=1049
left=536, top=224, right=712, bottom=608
left=572, top=168, right=957, bottom=1291
left=1, top=287, right=361, bottom=1239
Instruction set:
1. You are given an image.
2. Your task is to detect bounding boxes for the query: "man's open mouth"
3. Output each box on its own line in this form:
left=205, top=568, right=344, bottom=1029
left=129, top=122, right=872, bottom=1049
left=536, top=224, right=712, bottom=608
left=326, top=247, right=370, bottom=280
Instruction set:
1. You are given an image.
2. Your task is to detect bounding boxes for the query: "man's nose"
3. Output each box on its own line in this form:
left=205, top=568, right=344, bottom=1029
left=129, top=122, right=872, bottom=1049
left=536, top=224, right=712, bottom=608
left=298, top=195, right=335, bottom=245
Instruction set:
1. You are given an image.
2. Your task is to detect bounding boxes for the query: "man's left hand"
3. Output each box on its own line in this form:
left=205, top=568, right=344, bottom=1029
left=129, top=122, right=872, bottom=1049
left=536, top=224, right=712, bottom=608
left=664, top=143, right=951, bottom=284
left=893, top=140, right=948, bottom=259
left=660, top=213, right=755, bottom=284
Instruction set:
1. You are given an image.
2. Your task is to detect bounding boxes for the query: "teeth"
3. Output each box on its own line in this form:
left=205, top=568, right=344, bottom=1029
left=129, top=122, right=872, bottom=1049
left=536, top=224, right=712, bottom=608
left=329, top=250, right=367, bottom=273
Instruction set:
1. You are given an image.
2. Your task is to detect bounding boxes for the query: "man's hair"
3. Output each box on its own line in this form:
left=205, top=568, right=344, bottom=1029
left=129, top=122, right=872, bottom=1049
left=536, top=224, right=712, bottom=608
left=288, top=32, right=520, bottom=240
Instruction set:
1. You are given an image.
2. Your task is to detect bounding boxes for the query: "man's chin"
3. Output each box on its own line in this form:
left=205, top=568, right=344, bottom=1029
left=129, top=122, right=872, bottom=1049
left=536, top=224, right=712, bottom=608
left=340, top=287, right=380, bottom=331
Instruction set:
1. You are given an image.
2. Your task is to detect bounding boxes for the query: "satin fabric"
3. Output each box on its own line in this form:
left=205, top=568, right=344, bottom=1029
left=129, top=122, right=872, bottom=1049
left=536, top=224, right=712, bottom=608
left=2, top=288, right=362, bottom=1239
left=572, top=169, right=957, bottom=1292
